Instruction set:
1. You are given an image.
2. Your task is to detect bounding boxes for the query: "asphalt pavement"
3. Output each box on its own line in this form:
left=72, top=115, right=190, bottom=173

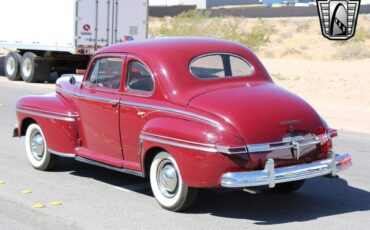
left=0, top=77, right=369, bottom=230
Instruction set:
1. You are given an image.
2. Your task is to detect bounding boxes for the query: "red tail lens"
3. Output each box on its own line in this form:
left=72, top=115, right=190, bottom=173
left=315, top=126, right=326, bottom=135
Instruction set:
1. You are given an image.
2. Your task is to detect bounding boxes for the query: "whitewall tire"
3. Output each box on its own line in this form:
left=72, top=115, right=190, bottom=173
left=25, top=123, right=57, bottom=171
left=150, top=152, right=197, bottom=211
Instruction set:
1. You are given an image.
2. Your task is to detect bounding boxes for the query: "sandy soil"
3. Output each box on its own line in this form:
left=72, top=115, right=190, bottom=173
left=262, top=58, right=370, bottom=134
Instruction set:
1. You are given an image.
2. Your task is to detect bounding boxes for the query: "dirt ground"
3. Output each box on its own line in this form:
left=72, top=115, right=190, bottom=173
left=1, top=15, right=369, bottom=134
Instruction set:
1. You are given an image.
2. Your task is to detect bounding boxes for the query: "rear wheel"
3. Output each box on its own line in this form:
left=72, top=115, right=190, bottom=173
left=150, top=152, right=198, bottom=211
left=271, top=180, right=305, bottom=193
left=4, top=51, right=22, bottom=80
left=21, top=52, right=37, bottom=82
left=25, top=123, right=58, bottom=171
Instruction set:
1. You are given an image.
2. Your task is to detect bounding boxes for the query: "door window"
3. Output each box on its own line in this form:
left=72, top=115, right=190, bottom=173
left=88, top=57, right=122, bottom=89
left=126, top=61, right=154, bottom=92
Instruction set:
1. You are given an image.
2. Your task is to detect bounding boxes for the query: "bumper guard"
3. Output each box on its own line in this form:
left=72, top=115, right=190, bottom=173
left=221, top=151, right=352, bottom=188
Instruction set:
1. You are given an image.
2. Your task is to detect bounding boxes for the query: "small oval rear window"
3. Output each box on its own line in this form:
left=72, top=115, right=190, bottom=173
left=190, top=53, right=254, bottom=79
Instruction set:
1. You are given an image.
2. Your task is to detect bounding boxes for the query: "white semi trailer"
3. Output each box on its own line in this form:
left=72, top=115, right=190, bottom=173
left=0, top=0, right=148, bottom=82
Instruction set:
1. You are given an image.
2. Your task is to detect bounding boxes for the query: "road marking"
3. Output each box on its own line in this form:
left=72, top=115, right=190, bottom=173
left=33, top=203, right=46, bottom=208
left=22, top=189, right=32, bottom=194
left=113, top=183, right=150, bottom=192
left=51, top=201, right=62, bottom=206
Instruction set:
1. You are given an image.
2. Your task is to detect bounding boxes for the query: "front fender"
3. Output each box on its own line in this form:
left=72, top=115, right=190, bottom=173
left=16, top=93, right=78, bottom=156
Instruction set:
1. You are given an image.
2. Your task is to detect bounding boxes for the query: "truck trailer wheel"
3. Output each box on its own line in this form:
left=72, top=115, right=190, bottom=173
left=20, top=52, right=37, bottom=83
left=4, top=51, right=22, bottom=81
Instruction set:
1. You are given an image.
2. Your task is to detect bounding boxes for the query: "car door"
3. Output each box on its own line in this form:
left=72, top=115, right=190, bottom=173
left=119, top=55, right=155, bottom=171
left=76, top=54, right=126, bottom=167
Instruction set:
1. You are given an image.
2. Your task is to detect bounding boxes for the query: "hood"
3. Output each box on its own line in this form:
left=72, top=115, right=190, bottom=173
left=189, top=83, right=323, bottom=144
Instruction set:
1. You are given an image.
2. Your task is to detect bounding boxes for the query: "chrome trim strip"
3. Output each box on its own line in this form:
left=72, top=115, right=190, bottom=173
left=140, top=133, right=218, bottom=153
left=121, top=101, right=223, bottom=129
left=141, top=132, right=249, bottom=155
left=56, top=87, right=119, bottom=104
left=57, top=87, right=223, bottom=129
left=75, top=156, right=144, bottom=177
left=17, top=106, right=78, bottom=117
left=48, top=149, right=75, bottom=158
left=220, top=152, right=352, bottom=188
left=142, top=132, right=215, bottom=147
left=247, top=135, right=328, bottom=153
left=16, top=108, right=75, bottom=122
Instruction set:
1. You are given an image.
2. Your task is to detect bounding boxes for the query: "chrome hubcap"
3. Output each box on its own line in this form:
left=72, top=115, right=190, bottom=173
left=30, top=131, right=45, bottom=161
left=6, top=56, right=15, bottom=75
left=157, top=160, right=178, bottom=198
left=22, top=58, right=32, bottom=78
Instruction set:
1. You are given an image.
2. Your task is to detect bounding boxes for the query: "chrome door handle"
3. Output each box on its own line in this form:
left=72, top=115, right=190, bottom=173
left=111, top=100, right=119, bottom=107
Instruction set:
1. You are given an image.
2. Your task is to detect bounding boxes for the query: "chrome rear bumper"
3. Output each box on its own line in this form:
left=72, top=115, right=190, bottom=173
left=221, top=151, right=352, bottom=188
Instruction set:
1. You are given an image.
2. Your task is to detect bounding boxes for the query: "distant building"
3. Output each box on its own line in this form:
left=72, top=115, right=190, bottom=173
left=149, top=0, right=260, bottom=9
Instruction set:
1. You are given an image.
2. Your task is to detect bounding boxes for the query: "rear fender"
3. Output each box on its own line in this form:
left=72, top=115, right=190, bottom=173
left=140, top=117, right=249, bottom=187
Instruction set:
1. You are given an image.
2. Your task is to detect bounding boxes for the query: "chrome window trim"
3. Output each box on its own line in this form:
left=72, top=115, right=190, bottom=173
left=189, top=52, right=255, bottom=80
left=16, top=108, right=75, bottom=122
left=121, top=101, right=223, bottom=130
left=48, top=149, right=75, bottom=158
left=125, top=60, right=155, bottom=94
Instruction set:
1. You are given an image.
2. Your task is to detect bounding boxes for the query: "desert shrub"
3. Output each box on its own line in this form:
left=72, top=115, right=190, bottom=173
left=153, top=10, right=276, bottom=52
left=334, top=43, right=370, bottom=60
left=295, top=21, right=310, bottom=32
left=281, top=48, right=302, bottom=56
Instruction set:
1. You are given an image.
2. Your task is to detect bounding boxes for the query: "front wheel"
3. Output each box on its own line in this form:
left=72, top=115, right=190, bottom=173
left=25, top=123, right=58, bottom=171
left=150, top=152, right=198, bottom=211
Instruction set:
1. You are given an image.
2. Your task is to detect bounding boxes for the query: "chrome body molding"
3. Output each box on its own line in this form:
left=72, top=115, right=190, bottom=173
left=140, top=132, right=248, bottom=155
left=121, top=101, right=223, bottom=130
left=48, top=149, right=76, bottom=158
left=247, top=134, right=329, bottom=153
left=75, top=156, right=144, bottom=177
left=221, top=151, right=352, bottom=188
left=16, top=108, right=76, bottom=122
left=56, top=87, right=119, bottom=104
left=140, top=132, right=218, bottom=153
left=57, top=87, right=222, bottom=128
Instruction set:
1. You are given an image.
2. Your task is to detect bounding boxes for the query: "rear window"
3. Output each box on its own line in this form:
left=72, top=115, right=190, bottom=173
left=190, top=53, right=254, bottom=79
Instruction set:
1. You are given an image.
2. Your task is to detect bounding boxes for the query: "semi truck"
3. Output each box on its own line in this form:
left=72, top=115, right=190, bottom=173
left=0, top=0, right=148, bottom=82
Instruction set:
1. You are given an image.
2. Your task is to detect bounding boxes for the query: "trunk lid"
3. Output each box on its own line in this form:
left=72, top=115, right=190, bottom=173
left=189, top=83, right=325, bottom=168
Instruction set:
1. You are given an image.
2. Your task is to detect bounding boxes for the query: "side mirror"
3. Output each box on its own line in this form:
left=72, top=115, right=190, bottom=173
left=69, top=76, right=76, bottom=85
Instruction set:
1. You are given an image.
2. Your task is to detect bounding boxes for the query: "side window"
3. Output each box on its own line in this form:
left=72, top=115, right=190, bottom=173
left=87, top=57, right=122, bottom=89
left=126, top=61, right=154, bottom=92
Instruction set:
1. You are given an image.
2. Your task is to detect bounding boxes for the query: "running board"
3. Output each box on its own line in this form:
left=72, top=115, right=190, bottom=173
left=75, top=156, right=144, bottom=177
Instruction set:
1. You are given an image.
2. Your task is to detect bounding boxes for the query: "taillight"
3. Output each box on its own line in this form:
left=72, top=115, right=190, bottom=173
left=315, top=126, right=337, bottom=157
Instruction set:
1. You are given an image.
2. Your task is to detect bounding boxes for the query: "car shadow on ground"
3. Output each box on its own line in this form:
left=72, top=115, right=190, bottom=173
left=55, top=157, right=370, bottom=224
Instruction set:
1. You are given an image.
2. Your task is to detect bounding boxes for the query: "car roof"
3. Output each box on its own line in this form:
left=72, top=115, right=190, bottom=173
left=96, top=37, right=271, bottom=106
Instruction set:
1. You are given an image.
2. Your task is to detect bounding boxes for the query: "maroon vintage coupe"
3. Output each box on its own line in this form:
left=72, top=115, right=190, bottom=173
left=13, top=37, right=352, bottom=211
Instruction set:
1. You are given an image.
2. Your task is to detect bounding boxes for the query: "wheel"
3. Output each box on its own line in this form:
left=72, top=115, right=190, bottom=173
left=21, top=52, right=37, bottom=82
left=271, top=180, right=305, bottom=193
left=150, top=152, right=198, bottom=211
left=25, top=123, right=58, bottom=171
left=4, top=51, right=22, bottom=80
